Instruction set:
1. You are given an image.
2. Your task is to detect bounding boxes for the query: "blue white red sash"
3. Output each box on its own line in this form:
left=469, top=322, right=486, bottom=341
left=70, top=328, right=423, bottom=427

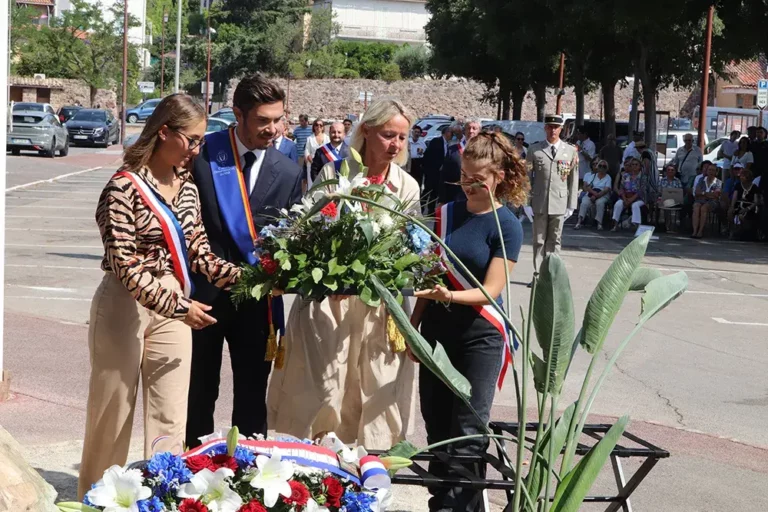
left=206, top=127, right=284, bottom=334
left=116, top=171, right=193, bottom=297
left=318, top=142, right=344, bottom=172
left=436, top=202, right=515, bottom=389
left=458, top=137, right=467, bottom=155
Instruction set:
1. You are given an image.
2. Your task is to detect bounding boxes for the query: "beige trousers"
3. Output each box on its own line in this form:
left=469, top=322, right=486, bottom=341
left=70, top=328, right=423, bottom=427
left=78, top=273, right=191, bottom=499
left=267, top=297, right=416, bottom=450
left=533, top=214, right=565, bottom=272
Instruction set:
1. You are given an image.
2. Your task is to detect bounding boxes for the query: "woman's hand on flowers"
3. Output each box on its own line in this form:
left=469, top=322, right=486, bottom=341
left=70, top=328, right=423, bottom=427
left=405, top=346, right=419, bottom=363
left=184, top=301, right=217, bottom=330
left=414, top=285, right=452, bottom=303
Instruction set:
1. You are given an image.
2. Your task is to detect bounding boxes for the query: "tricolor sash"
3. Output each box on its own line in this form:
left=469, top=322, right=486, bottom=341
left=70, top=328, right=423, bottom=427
left=206, top=127, right=285, bottom=335
left=436, top=202, right=516, bottom=389
left=458, top=137, right=467, bottom=155
left=318, top=142, right=344, bottom=172
left=116, top=171, right=193, bottom=297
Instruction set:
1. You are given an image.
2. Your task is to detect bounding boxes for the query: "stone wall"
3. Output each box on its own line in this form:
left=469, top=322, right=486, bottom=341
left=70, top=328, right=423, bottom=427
left=10, top=76, right=118, bottom=116
left=225, top=77, right=700, bottom=124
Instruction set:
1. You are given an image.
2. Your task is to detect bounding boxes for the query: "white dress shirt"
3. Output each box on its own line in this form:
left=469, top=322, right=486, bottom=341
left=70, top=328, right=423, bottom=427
left=272, top=136, right=283, bottom=149
left=410, top=137, right=427, bottom=159
left=547, top=139, right=562, bottom=156
left=577, top=138, right=596, bottom=178
left=234, top=129, right=266, bottom=194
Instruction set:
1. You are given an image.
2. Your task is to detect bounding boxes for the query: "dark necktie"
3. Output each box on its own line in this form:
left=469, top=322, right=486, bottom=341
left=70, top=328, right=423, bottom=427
left=551, top=145, right=557, bottom=158
left=243, top=151, right=257, bottom=193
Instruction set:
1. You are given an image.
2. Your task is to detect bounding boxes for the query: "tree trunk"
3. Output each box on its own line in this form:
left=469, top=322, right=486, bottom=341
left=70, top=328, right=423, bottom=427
left=497, top=95, right=502, bottom=121
left=511, top=86, right=525, bottom=121
left=90, top=85, right=97, bottom=107
left=601, top=77, right=618, bottom=143
left=574, top=64, right=585, bottom=126
left=628, top=76, right=640, bottom=139
left=501, top=93, right=511, bottom=121
left=534, top=83, right=547, bottom=122
left=642, top=81, right=657, bottom=151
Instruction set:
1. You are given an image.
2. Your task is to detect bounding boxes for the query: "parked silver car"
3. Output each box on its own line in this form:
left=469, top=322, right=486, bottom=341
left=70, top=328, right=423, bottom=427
left=7, top=112, right=69, bottom=157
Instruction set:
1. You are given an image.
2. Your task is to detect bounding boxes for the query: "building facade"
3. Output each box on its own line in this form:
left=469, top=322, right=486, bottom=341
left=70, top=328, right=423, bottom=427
left=313, top=0, right=428, bottom=45
left=713, top=56, right=768, bottom=109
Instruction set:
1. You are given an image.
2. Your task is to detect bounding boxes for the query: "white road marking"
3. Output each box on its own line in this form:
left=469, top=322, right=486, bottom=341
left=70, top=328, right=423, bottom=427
left=652, top=267, right=766, bottom=276
left=6, top=190, right=99, bottom=195
left=6, top=228, right=95, bottom=233
left=6, top=166, right=103, bottom=192
left=6, top=215, right=93, bottom=220
left=712, top=317, right=768, bottom=327
left=6, top=196, right=97, bottom=202
left=6, top=264, right=101, bottom=270
left=6, top=296, right=91, bottom=302
left=7, top=285, right=78, bottom=293
left=6, top=243, right=102, bottom=249
left=687, top=291, right=768, bottom=298
left=7, top=205, right=92, bottom=210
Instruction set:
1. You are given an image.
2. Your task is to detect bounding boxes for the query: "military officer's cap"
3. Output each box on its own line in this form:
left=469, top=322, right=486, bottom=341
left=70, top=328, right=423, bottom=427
left=544, top=114, right=564, bottom=126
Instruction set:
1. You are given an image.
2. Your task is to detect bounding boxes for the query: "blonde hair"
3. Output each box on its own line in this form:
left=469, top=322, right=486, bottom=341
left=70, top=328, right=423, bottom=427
left=122, top=94, right=205, bottom=173
left=350, top=97, right=413, bottom=167
left=463, top=132, right=530, bottom=207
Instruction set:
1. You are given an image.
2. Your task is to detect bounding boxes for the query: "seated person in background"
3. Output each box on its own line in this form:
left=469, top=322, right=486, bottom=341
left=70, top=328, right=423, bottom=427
left=612, top=157, right=644, bottom=231
left=659, top=164, right=683, bottom=190
left=721, top=162, right=743, bottom=213
left=691, top=161, right=722, bottom=239
left=575, top=159, right=612, bottom=230
left=729, top=167, right=761, bottom=241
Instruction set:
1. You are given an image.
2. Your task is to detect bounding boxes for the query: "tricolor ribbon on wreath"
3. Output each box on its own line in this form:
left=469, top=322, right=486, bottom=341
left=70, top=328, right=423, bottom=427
left=115, top=171, right=194, bottom=298
left=435, top=202, right=518, bottom=390
left=207, top=127, right=286, bottom=367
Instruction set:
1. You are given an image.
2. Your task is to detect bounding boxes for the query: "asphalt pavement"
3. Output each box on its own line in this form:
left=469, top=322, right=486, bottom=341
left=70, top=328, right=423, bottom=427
left=1, top=145, right=767, bottom=511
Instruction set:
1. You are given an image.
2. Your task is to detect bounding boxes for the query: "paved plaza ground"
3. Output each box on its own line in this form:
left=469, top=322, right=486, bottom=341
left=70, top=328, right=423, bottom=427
left=1, top=146, right=767, bottom=511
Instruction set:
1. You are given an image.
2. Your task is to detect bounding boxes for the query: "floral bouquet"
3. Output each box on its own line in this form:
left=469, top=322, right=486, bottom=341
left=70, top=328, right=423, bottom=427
left=231, top=167, right=444, bottom=308
left=58, top=428, right=405, bottom=512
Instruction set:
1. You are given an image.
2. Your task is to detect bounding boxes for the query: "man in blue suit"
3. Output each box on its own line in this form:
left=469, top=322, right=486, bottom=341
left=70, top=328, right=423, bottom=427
left=271, top=118, right=298, bottom=163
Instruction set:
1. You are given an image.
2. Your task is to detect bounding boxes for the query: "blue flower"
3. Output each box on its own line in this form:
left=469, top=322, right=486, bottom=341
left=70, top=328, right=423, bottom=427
left=341, top=490, right=377, bottom=512
left=234, top=446, right=256, bottom=468
left=406, top=224, right=432, bottom=254
left=260, top=225, right=277, bottom=239
left=82, top=484, right=97, bottom=507
left=205, top=444, right=228, bottom=456
left=146, top=452, right=192, bottom=496
left=137, top=496, right=165, bottom=512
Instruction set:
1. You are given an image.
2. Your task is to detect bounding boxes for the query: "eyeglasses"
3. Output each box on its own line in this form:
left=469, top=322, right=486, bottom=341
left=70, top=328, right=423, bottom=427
left=171, top=128, right=205, bottom=150
left=598, top=165, right=608, bottom=169
left=516, top=137, right=525, bottom=142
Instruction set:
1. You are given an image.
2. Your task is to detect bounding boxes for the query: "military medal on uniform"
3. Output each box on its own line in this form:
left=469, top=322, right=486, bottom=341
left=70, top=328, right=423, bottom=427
left=557, top=159, right=571, bottom=181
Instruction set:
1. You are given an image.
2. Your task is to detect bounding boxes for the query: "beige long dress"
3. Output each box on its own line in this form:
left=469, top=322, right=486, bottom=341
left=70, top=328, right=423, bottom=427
left=267, top=159, right=421, bottom=449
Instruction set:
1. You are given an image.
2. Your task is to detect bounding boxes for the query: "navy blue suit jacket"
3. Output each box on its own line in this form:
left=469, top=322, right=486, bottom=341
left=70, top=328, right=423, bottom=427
left=192, top=145, right=303, bottom=303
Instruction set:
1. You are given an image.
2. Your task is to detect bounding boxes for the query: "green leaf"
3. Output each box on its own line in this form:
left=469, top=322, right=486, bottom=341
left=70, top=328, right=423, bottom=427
left=57, top=504, right=101, bottom=512
left=332, top=238, right=342, bottom=255
left=630, top=267, right=664, bottom=291
left=328, top=258, right=348, bottom=276
left=307, top=178, right=340, bottom=195
left=280, top=258, right=291, bottom=271
left=525, top=403, right=577, bottom=502
left=351, top=259, right=367, bottom=274
left=532, top=255, right=576, bottom=396
left=639, top=272, right=688, bottom=322
left=580, top=232, right=650, bottom=354
left=251, top=282, right=269, bottom=301
left=359, top=285, right=381, bottom=307
left=295, top=254, right=308, bottom=268
left=371, top=276, right=471, bottom=401
left=323, top=276, right=339, bottom=291
left=551, top=416, right=629, bottom=512
left=394, top=253, right=421, bottom=271
left=312, top=268, right=324, bottom=284
left=227, top=425, right=239, bottom=456
left=359, top=219, right=375, bottom=245
left=274, top=250, right=289, bottom=262
left=385, top=439, right=420, bottom=459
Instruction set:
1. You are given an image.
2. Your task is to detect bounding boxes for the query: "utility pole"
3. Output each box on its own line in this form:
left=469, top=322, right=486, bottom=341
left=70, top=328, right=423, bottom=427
left=698, top=4, right=714, bottom=150
left=161, top=10, right=167, bottom=96
left=174, top=0, right=182, bottom=93
left=555, top=53, right=565, bottom=115
left=205, top=8, right=211, bottom=114
left=121, top=0, right=128, bottom=145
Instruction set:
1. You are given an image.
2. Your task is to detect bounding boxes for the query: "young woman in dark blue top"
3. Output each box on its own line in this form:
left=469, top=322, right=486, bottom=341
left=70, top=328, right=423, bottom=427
left=412, top=132, right=527, bottom=512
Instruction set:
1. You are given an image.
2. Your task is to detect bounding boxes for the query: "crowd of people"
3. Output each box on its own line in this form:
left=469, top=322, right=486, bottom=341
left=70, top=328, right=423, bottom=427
left=78, top=74, right=528, bottom=512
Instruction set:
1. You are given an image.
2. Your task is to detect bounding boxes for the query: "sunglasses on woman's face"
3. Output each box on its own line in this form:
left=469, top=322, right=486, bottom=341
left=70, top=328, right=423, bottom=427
left=598, top=165, right=608, bottom=169
left=172, top=128, right=205, bottom=150
left=516, top=137, right=524, bottom=142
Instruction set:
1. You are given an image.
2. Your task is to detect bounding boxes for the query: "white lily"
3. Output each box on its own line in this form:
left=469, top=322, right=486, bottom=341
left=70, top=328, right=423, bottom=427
left=320, top=433, right=368, bottom=464
left=376, top=212, right=394, bottom=231
left=305, top=498, right=331, bottom=512
left=85, top=465, right=152, bottom=512
left=249, top=450, right=295, bottom=507
left=177, top=468, right=243, bottom=512
left=371, top=220, right=381, bottom=238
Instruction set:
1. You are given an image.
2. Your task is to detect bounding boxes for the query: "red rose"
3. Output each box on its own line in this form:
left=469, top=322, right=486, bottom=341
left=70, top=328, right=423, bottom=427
left=185, top=455, right=214, bottom=474
left=210, top=454, right=239, bottom=472
left=238, top=500, right=267, bottom=512
left=179, top=499, right=209, bottom=512
left=282, top=480, right=310, bottom=507
left=260, top=255, right=279, bottom=275
left=321, top=202, right=338, bottom=218
left=323, top=476, right=344, bottom=508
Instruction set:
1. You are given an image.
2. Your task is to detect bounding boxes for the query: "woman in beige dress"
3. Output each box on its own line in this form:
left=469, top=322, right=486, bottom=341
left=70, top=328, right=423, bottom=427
left=268, top=98, right=421, bottom=449
left=304, top=118, right=330, bottom=186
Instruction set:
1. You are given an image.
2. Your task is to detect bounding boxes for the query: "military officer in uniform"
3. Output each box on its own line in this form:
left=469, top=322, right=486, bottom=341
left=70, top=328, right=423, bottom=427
left=525, top=115, right=579, bottom=286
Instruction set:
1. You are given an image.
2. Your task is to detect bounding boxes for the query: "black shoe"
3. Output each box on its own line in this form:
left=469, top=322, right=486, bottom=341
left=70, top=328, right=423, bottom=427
left=527, top=281, right=533, bottom=288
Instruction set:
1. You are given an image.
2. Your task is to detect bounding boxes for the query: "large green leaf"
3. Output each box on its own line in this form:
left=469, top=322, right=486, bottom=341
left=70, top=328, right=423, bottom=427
left=580, top=232, right=650, bottom=354
left=639, top=271, right=688, bottom=322
left=550, top=416, right=629, bottom=512
left=629, top=267, right=664, bottom=291
left=57, top=504, right=101, bottom=512
left=371, top=276, right=471, bottom=400
left=532, top=255, right=575, bottom=396
left=524, top=402, right=577, bottom=505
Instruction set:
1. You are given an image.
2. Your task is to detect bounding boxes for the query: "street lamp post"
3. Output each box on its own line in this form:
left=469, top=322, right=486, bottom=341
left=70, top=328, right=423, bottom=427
left=161, top=11, right=168, bottom=96
left=555, top=52, right=566, bottom=115
left=174, top=0, right=182, bottom=92
left=698, top=4, right=715, bottom=150
left=205, top=11, right=212, bottom=114
left=120, top=0, right=128, bottom=145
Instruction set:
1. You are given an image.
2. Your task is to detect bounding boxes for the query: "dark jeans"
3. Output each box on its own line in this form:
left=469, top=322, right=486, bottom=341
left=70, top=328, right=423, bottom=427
left=185, top=293, right=271, bottom=447
left=419, top=303, right=504, bottom=512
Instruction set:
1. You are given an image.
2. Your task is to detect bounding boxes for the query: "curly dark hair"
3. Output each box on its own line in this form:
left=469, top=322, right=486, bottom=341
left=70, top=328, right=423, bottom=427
left=462, top=132, right=530, bottom=207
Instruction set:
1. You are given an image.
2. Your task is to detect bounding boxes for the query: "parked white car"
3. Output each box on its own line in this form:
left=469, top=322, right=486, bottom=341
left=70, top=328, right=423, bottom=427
left=657, top=130, right=710, bottom=168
